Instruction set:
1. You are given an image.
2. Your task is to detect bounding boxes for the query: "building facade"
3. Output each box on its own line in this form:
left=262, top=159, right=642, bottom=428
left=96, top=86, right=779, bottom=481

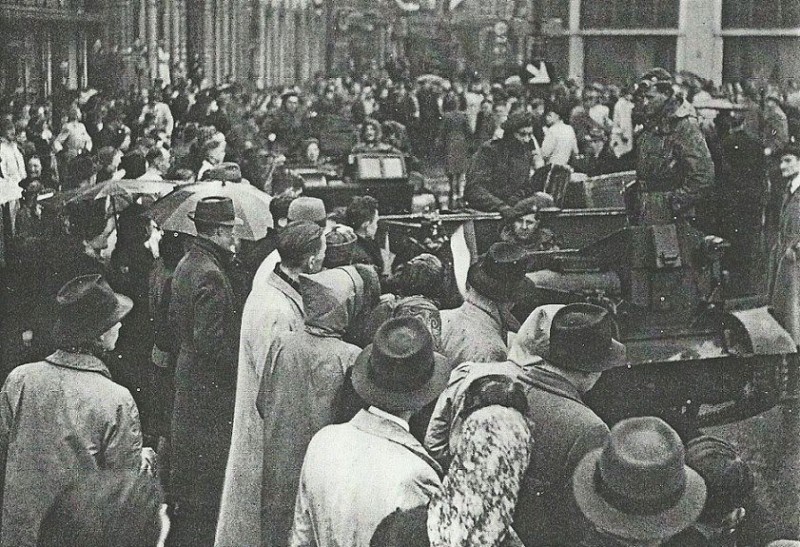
left=0, top=0, right=104, bottom=96
left=414, top=0, right=800, bottom=86
left=101, top=0, right=328, bottom=90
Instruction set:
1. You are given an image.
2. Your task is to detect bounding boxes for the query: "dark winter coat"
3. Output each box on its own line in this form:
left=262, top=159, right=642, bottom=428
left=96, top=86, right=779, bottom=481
left=465, top=136, right=534, bottom=212
left=635, top=99, right=715, bottom=217
left=769, top=179, right=800, bottom=345
left=514, top=366, right=610, bottom=547
left=168, top=237, right=239, bottom=542
left=439, top=111, right=472, bottom=175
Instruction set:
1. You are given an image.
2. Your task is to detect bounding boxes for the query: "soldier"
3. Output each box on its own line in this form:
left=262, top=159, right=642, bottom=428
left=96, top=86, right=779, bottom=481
left=633, top=68, right=715, bottom=225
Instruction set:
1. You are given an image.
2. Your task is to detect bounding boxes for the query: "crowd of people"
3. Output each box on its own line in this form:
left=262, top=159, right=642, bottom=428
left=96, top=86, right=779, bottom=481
left=0, top=60, right=797, bottom=547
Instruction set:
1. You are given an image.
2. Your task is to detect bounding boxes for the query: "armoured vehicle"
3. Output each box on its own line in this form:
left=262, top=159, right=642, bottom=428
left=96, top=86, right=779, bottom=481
left=381, top=176, right=798, bottom=436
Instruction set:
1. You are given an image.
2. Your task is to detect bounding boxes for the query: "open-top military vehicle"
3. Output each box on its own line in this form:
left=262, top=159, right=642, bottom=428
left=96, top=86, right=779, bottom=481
left=295, top=151, right=414, bottom=215
left=380, top=172, right=798, bottom=436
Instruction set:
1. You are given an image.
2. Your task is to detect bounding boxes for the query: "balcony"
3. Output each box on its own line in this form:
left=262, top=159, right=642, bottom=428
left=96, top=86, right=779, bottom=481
left=0, top=0, right=105, bottom=23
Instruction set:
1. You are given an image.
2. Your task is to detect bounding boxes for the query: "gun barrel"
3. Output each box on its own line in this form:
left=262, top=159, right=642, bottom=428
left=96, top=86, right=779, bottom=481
left=380, top=212, right=503, bottom=223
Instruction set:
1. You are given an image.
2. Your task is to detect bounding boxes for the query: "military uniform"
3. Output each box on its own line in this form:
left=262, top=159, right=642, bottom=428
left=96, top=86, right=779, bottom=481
left=635, top=98, right=715, bottom=224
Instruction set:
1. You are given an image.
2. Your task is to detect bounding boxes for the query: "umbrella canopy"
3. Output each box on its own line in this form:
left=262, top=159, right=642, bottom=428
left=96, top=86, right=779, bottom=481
left=147, top=181, right=273, bottom=241
left=64, top=179, right=176, bottom=205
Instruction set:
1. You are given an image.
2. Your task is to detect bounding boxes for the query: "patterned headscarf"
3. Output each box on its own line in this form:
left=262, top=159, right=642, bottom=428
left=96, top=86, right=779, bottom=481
left=427, top=406, right=532, bottom=547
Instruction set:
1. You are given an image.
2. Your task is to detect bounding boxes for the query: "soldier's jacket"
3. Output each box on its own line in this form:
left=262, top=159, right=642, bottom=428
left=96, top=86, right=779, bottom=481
left=635, top=98, right=715, bottom=212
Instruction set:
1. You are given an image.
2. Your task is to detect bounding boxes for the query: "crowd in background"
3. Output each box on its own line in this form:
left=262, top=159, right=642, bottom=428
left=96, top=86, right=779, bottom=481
left=0, top=61, right=797, bottom=547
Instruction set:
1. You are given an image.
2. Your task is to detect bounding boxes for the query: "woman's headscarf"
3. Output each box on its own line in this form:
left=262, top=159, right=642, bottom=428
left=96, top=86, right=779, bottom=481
left=507, top=304, right=565, bottom=366
left=427, top=405, right=532, bottom=547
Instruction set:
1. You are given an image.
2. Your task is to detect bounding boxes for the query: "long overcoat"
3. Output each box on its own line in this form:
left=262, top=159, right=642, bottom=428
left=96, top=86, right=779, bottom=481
left=439, top=110, right=472, bottom=175
left=0, top=351, right=142, bottom=547
left=168, top=237, right=239, bottom=542
left=215, top=270, right=304, bottom=547
left=513, top=366, right=610, bottom=547
left=770, top=181, right=800, bottom=344
left=256, top=267, right=371, bottom=547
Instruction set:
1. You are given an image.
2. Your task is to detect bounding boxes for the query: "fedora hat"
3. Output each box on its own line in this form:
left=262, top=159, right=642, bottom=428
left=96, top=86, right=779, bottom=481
left=467, top=242, right=528, bottom=302
left=187, top=196, right=243, bottom=226
left=52, top=274, right=133, bottom=347
left=544, top=303, right=626, bottom=372
left=573, top=417, right=707, bottom=542
left=351, top=317, right=450, bottom=413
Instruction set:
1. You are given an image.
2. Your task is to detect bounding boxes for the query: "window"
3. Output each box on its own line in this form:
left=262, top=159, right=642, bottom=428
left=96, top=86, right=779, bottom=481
left=583, top=36, right=676, bottom=84
left=723, top=0, right=800, bottom=28
left=581, top=0, right=679, bottom=28
left=723, top=37, right=800, bottom=84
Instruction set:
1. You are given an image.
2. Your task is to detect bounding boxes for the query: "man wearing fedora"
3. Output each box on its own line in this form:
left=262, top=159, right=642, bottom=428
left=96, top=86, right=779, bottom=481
left=290, top=317, right=449, bottom=547
left=168, top=196, right=242, bottom=546
left=573, top=417, right=706, bottom=546
left=0, top=274, right=143, bottom=547
left=441, top=241, right=527, bottom=366
left=514, top=303, right=627, bottom=547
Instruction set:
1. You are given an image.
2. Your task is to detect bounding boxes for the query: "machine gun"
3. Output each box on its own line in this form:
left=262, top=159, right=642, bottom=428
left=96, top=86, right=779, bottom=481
left=380, top=211, right=502, bottom=255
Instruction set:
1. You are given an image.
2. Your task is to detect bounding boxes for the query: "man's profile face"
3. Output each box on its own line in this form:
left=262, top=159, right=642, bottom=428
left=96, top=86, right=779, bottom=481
left=308, top=236, right=327, bottom=274
left=780, top=153, right=800, bottom=180
left=636, top=86, right=669, bottom=120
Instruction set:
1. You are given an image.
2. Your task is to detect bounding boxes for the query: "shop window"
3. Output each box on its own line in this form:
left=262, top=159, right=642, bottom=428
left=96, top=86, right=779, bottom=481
left=723, top=0, right=800, bottom=28
left=583, top=36, right=676, bottom=84
left=581, top=0, right=679, bottom=28
left=723, top=37, right=800, bottom=85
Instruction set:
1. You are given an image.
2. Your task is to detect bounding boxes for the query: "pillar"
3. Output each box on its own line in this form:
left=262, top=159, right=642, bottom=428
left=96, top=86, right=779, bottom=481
left=147, top=0, right=158, bottom=82
left=171, top=0, right=181, bottom=67
left=258, top=0, right=267, bottom=87
left=567, top=0, right=583, bottom=83
left=676, top=0, right=723, bottom=84
left=68, top=31, right=78, bottom=89
left=45, top=29, right=52, bottom=96
left=220, top=0, right=230, bottom=79
left=204, top=0, right=214, bottom=83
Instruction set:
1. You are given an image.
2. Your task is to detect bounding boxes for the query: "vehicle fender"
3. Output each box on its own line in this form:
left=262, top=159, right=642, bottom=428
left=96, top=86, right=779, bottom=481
left=725, top=306, right=798, bottom=356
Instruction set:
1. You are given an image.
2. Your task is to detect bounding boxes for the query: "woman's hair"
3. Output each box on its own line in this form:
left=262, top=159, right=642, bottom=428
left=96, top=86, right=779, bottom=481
left=38, top=471, right=164, bottom=547
left=359, top=118, right=383, bottom=143
left=385, top=253, right=444, bottom=302
left=461, top=375, right=529, bottom=420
